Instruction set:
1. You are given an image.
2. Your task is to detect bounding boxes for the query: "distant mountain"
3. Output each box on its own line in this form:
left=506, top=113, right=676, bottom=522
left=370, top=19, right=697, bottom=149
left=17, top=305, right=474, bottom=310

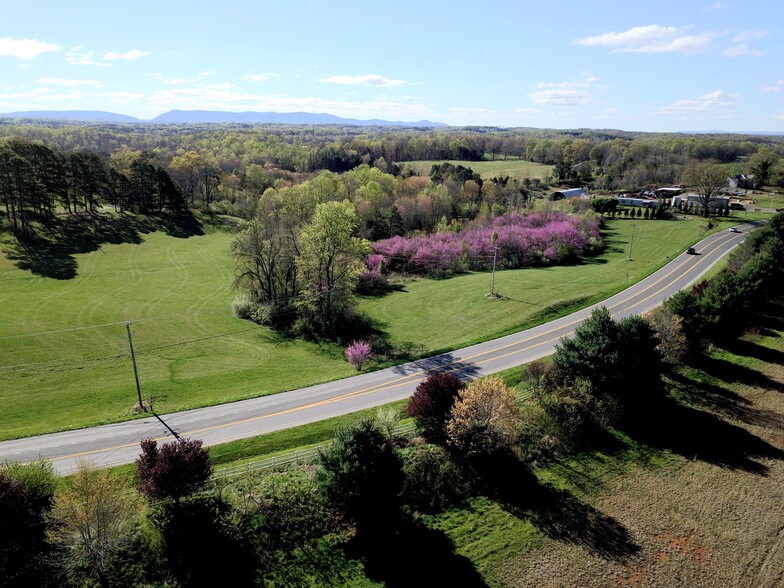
left=1, top=110, right=143, bottom=123
left=151, top=109, right=446, bottom=127
left=0, top=109, right=445, bottom=127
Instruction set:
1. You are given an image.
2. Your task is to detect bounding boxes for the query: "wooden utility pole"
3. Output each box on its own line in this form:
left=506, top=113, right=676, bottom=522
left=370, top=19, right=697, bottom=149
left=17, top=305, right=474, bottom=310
left=124, top=321, right=145, bottom=411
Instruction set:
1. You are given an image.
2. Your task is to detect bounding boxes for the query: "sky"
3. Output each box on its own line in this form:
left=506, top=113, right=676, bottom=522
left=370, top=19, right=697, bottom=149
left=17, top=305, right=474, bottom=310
left=2, top=0, right=783, bottom=132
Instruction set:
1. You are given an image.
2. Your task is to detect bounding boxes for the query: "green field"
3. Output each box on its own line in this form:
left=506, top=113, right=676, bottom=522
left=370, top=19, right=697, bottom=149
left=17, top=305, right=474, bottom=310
left=0, top=212, right=745, bottom=440
left=400, top=158, right=553, bottom=181
left=0, top=222, right=356, bottom=440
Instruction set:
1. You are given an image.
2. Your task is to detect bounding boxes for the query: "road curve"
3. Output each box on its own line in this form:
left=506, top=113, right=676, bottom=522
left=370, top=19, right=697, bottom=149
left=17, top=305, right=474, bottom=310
left=0, top=221, right=761, bottom=474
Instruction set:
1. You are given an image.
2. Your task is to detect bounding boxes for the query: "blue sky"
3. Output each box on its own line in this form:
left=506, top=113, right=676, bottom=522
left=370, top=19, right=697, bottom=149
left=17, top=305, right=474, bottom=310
left=2, top=0, right=782, bottom=132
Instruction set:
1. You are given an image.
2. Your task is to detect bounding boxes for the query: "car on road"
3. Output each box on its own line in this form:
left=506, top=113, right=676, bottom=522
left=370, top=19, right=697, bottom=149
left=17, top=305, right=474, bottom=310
left=687, top=247, right=696, bottom=255
left=729, top=227, right=740, bottom=233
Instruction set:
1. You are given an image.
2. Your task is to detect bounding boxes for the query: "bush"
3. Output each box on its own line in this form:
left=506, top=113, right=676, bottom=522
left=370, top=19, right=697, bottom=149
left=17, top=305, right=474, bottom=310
left=400, top=444, right=469, bottom=513
left=231, top=294, right=256, bottom=320
left=446, top=376, right=521, bottom=458
left=406, top=372, right=465, bottom=444
left=0, top=460, right=57, bottom=587
left=150, top=494, right=255, bottom=587
left=315, top=419, right=403, bottom=539
left=346, top=340, right=372, bottom=370
left=553, top=306, right=664, bottom=423
left=233, top=469, right=340, bottom=552
left=136, top=438, right=213, bottom=503
left=356, top=269, right=389, bottom=294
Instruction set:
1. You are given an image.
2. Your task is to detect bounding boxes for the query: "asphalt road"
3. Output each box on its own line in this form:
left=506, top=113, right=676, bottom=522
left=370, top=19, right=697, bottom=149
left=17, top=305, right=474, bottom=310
left=0, top=221, right=761, bottom=474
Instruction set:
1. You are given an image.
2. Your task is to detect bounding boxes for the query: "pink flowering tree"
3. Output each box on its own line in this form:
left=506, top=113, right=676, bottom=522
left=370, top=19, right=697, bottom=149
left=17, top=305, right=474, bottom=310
left=370, top=212, right=601, bottom=277
left=346, top=340, right=372, bottom=370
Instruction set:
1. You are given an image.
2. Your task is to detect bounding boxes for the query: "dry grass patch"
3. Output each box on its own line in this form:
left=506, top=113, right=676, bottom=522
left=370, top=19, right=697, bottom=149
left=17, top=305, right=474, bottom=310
left=493, top=338, right=784, bottom=587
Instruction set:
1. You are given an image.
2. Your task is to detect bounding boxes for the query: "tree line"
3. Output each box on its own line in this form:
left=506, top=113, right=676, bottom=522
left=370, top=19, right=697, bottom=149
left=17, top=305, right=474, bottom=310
left=0, top=138, right=186, bottom=240
left=2, top=121, right=783, bottom=220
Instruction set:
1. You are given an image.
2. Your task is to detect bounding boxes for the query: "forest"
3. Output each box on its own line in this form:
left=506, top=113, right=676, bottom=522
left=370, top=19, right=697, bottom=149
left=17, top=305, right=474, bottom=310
left=1, top=120, right=783, bottom=227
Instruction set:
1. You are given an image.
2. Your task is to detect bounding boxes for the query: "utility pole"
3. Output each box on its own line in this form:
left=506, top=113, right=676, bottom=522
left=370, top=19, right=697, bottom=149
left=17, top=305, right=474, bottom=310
left=628, top=223, right=635, bottom=261
left=124, top=321, right=145, bottom=412
left=489, top=231, right=499, bottom=298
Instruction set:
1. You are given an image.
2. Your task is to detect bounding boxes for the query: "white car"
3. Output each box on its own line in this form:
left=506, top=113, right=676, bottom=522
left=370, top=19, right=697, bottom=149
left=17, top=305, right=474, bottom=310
left=729, top=227, right=740, bottom=233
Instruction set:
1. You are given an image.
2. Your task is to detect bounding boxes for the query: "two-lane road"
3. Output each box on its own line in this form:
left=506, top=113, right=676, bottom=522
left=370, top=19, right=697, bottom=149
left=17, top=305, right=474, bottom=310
left=0, top=222, right=759, bottom=474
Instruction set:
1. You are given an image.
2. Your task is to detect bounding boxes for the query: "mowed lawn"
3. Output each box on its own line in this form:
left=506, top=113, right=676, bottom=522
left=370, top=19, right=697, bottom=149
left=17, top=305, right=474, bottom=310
left=358, top=217, right=726, bottom=352
left=400, top=158, right=553, bottom=181
left=0, top=226, right=355, bottom=440
left=1, top=213, right=735, bottom=440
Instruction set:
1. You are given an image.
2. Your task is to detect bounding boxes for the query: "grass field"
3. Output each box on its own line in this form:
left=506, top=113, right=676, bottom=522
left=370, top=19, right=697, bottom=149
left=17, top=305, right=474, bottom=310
left=399, top=158, right=553, bottom=181
left=0, top=217, right=356, bottom=440
left=0, top=210, right=749, bottom=440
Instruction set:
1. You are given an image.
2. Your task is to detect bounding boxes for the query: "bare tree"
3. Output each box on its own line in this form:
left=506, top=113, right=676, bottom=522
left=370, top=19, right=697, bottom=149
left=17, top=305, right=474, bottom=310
left=684, top=162, right=727, bottom=217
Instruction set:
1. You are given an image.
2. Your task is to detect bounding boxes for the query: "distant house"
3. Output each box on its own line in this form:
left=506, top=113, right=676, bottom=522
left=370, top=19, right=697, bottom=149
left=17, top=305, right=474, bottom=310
left=728, top=174, right=755, bottom=189
left=550, top=188, right=588, bottom=200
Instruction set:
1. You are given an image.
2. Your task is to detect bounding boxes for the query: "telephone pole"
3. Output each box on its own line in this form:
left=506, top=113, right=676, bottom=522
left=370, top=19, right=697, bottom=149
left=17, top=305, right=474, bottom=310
left=628, top=223, right=636, bottom=261
left=124, top=321, right=145, bottom=411
left=489, top=231, right=500, bottom=298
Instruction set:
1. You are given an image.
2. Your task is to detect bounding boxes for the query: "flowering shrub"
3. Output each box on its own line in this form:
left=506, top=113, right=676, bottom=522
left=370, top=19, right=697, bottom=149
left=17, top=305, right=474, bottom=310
left=370, top=213, right=601, bottom=277
left=346, top=340, right=372, bottom=370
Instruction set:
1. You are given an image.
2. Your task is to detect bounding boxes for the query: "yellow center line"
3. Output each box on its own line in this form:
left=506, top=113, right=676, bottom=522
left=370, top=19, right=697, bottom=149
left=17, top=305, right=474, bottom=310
left=52, top=233, right=738, bottom=464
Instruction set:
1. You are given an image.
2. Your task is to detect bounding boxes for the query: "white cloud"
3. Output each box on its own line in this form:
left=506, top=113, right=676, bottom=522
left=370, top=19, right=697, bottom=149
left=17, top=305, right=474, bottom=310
left=0, top=37, right=61, bottom=59
left=774, top=112, right=784, bottom=120
left=38, top=77, right=102, bottom=87
left=530, top=89, right=590, bottom=107
left=96, top=91, right=146, bottom=105
left=529, top=73, right=602, bottom=107
left=65, top=47, right=111, bottom=67
left=652, top=89, right=739, bottom=118
left=760, top=80, right=784, bottom=93
left=733, top=30, right=768, bottom=43
left=513, top=107, right=543, bottom=115
left=704, top=2, right=727, bottom=10
left=144, top=85, right=434, bottom=120
left=197, top=70, right=216, bottom=78
left=574, top=25, right=713, bottom=54
left=723, top=44, right=764, bottom=57
left=244, top=73, right=279, bottom=82
left=0, top=88, right=85, bottom=110
left=320, top=74, right=406, bottom=87
left=103, top=49, right=148, bottom=60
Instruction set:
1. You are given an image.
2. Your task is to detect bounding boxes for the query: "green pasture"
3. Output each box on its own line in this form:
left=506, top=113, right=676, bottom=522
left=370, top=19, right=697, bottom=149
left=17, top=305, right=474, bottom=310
left=0, top=211, right=747, bottom=440
left=399, top=158, right=553, bottom=181
left=0, top=222, right=355, bottom=441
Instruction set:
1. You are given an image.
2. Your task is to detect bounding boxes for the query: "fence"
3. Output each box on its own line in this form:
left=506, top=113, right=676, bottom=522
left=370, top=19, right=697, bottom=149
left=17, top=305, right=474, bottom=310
left=212, top=422, right=416, bottom=480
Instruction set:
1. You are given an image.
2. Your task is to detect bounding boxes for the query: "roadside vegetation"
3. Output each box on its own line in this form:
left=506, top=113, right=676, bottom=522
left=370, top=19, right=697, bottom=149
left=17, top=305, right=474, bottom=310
left=2, top=214, right=782, bottom=587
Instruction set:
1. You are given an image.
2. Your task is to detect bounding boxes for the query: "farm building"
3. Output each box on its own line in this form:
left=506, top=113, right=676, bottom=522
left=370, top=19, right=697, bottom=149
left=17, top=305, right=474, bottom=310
left=671, top=193, right=729, bottom=210
left=613, top=195, right=659, bottom=209
left=550, top=188, right=588, bottom=200
left=654, top=186, right=684, bottom=197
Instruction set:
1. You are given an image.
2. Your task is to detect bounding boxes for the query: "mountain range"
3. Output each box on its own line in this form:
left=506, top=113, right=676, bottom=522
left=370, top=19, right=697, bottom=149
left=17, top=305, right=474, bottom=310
left=0, top=109, right=446, bottom=127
